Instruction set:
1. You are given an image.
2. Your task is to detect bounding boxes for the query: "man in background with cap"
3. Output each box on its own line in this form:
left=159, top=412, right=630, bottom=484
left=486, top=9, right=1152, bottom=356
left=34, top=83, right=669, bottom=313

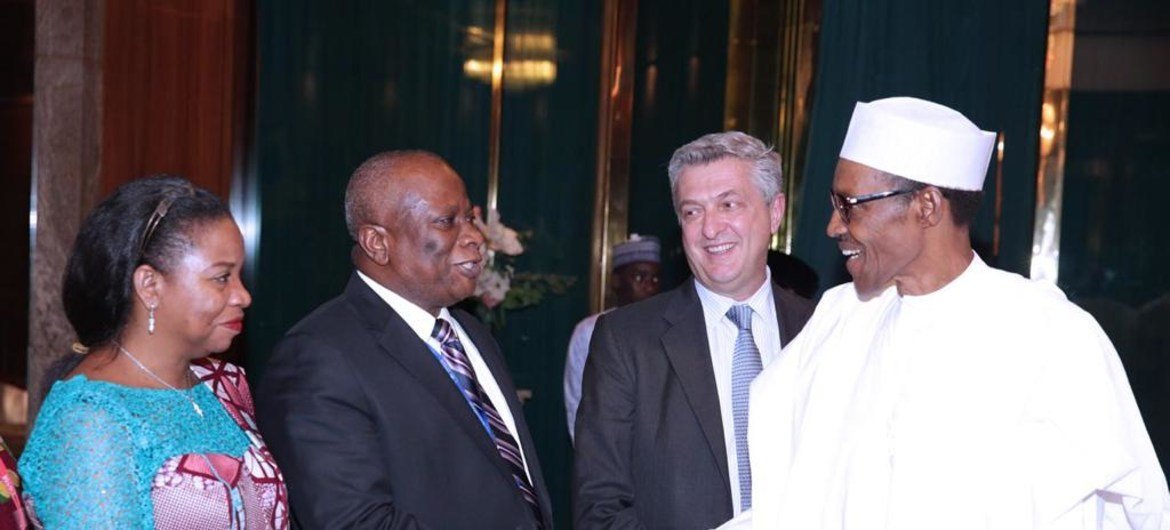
left=563, top=234, right=662, bottom=443
left=574, top=131, right=814, bottom=529
left=729, top=97, right=1169, bottom=529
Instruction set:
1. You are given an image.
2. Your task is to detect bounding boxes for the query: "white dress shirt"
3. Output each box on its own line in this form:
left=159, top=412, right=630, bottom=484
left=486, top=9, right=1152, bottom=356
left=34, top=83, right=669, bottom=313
left=693, top=269, right=782, bottom=517
left=357, top=271, right=532, bottom=481
left=564, top=312, right=604, bottom=443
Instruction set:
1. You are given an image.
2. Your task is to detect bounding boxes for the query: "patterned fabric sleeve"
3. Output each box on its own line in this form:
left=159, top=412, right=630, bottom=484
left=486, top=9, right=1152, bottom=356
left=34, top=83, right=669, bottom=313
left=19, top=393, right=147, bottom=529
left=0, top=436, right=28, bottom=530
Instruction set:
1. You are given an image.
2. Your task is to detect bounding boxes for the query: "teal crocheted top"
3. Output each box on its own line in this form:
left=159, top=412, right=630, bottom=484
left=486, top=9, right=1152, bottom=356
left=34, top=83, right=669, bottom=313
left=19, top=375, right=250, bottom=529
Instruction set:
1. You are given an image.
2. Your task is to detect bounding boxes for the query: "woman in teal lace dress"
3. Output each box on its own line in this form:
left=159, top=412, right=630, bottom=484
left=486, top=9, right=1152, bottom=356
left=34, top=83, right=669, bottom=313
left=19, top=176, right=288, bottom=529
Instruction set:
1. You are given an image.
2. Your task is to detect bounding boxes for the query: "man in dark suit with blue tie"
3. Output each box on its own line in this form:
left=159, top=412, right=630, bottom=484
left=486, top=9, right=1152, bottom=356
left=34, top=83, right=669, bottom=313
left=573, top=132, right=814, bottom=529
left=257, top=150, right=553, bottom=529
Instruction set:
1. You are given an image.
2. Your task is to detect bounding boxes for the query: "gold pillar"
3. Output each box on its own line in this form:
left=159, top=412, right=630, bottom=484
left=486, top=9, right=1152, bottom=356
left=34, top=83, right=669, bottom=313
left=486, top=0, right=509, bottom=213
left=723, top=0, right=818, bottom=253
left=774, top=0, right=816, bottom=253
left=1030, top=0, right=1076, bottom=282
left=589, top=0, right=638, bottom=313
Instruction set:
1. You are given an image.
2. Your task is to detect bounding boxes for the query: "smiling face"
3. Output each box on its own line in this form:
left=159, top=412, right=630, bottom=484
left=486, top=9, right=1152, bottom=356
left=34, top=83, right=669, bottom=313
left=375, top=158, right=485, bottom=314
left=675, top=158, right=785, bottom=300
left=153, top=216, right=251, bottom=356
left=827, top=159, right=927, bottom=300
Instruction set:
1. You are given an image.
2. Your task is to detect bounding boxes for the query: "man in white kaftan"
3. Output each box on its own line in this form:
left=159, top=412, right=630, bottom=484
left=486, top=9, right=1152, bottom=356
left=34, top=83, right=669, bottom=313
left=727, top=97, right=1170, bottom=529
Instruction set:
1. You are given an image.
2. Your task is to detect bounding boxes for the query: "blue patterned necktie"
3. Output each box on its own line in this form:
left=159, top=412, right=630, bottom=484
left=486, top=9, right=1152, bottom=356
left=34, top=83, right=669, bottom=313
left=432, top=318, right=542, bottom=526
left=726, top=304, right=763, bottom=511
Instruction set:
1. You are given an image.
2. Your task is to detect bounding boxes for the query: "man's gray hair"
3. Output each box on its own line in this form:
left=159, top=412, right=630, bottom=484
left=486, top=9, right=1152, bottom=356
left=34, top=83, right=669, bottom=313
left=344, top=153, right=394, bottom=240
left=667, top=131, right=783, bottom=212
left=344, top=150, right=442, bottom=240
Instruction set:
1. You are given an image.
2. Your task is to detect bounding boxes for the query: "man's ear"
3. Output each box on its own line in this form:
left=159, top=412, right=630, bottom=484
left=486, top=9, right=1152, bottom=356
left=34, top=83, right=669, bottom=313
left=133, top=264, right=162, bottom=310
left=356, top=224, right=392, bottom=265
left=769, top=192, right=787, bottom=233
left=916, top=187, right=945, bottom=227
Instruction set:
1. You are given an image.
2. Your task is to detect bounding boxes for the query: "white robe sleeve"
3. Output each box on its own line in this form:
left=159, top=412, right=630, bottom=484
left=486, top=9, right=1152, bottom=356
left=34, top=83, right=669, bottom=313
left=1025, top=307, right=1170, bottom=529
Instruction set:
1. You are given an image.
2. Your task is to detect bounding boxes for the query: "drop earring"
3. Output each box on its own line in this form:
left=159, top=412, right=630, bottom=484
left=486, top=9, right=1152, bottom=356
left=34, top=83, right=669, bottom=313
left=147, top=304, right=156, bottom=335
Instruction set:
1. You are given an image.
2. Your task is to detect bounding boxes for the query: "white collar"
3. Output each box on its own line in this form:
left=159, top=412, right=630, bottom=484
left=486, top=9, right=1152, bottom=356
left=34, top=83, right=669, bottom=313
left=356, top=270, right=456, bottom=342
left=693, top=268, right=775, bottom=320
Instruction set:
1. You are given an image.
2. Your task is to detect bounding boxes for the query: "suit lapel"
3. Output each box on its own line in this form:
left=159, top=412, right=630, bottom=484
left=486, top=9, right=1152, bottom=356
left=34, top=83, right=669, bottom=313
left=343, top=277, right=513, bottom=491
left=771, top=284, right=796, bottom=346
left=660, top=281, right=731, bottom=489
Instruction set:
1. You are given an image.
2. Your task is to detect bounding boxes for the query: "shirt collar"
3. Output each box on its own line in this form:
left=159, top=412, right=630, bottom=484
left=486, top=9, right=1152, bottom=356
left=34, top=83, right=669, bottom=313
left=898, top=252, right=985, bottom=308
left=356, top=270, right=454, bottom=342
left=694, top=267, right=775, bottom=322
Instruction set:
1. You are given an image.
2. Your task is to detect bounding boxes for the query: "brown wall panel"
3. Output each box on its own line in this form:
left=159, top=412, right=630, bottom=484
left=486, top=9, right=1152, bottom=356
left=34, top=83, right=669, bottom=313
left=101, top=0, right=249, bottom=198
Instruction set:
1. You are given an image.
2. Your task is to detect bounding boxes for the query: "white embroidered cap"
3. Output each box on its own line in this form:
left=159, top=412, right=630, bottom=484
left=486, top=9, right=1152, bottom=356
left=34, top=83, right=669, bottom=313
left=612, top=234, right=661, bottom=270
left=839, top=97, right=996, bottom=191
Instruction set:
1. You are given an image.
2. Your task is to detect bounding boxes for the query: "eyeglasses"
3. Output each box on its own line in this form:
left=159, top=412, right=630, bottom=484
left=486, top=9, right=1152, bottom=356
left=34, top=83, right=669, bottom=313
left=829, top=188, right=917, bottom=223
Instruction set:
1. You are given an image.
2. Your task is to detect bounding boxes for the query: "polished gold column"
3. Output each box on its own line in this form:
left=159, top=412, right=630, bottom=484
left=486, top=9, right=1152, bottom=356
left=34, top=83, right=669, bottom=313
left=589, top=0, right=638, bottom=313
left=774, top=0, right=817, bottom=252
left=1030, top=0, right=1076, bottom=282
left=486, top=0, right=509, bottom=213
left=723, top=0, right=818, bottom=253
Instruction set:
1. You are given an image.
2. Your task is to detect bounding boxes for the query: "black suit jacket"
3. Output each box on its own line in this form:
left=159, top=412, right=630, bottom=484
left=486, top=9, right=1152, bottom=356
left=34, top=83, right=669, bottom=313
left=257, top=274, right=553, bottom=529
left=572, top=279, right=814, bottom=529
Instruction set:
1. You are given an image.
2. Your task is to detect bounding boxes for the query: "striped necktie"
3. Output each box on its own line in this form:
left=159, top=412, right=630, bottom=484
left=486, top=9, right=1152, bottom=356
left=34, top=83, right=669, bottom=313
left=432, top=318, right=542, bottom=526
left=726, top=304, right=762, bottom=511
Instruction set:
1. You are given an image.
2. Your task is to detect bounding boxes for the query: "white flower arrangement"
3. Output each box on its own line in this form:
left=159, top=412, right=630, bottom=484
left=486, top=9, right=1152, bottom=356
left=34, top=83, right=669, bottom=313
left=475, top=208, right=525, bottom=257
left=474, top=266, right=512, bottom=309
left=464, top=208, right=574, bottom=327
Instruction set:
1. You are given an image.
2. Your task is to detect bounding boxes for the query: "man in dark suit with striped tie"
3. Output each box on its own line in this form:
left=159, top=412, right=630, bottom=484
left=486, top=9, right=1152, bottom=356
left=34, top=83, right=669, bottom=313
left=258, top=150, right=553, bottom=529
